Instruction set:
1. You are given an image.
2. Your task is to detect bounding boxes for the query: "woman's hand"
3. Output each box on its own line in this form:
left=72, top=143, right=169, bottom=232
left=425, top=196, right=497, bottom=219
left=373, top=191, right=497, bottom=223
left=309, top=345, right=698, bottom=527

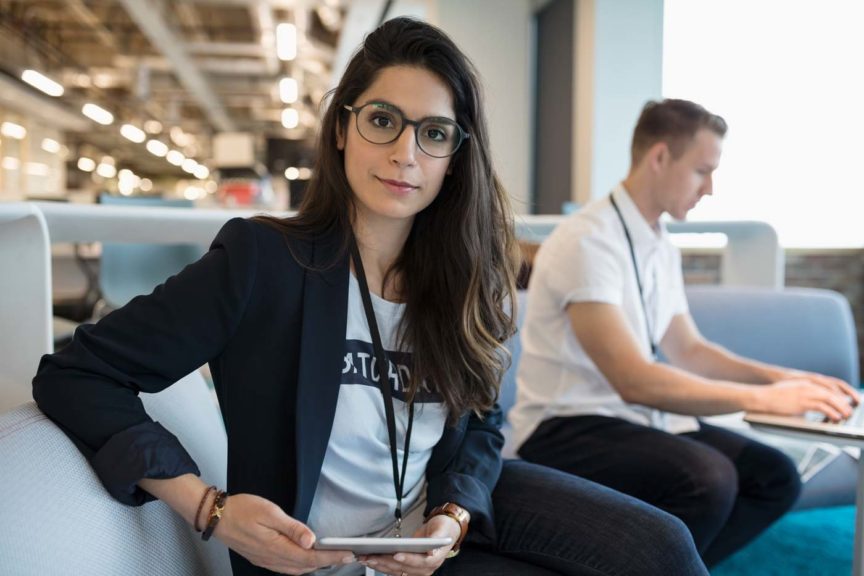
left=214, top=493, right=355, bottom=575
left=775, top=369, right=860, bottom=406
left=358, top=515, right=462, bottom=576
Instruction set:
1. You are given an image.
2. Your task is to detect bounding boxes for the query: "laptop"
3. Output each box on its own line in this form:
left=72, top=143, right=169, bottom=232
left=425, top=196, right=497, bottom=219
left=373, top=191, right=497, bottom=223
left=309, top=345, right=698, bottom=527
left=744, top=406, right=864, bottom=442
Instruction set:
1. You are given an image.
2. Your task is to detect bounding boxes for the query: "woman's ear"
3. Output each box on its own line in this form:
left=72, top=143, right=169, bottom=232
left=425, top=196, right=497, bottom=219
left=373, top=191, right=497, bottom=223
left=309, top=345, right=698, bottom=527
left=336, top=120, right=345, bottom=151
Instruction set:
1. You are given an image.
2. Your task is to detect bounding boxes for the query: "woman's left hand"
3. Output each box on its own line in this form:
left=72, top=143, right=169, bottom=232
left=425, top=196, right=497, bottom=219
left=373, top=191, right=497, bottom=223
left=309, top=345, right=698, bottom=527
left=358, top=515, right=461, bottom=576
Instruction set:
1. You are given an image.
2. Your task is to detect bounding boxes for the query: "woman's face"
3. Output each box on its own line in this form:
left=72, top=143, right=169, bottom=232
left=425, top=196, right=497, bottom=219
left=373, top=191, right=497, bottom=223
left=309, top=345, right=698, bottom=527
left=337, top=65, right=455, bottom=230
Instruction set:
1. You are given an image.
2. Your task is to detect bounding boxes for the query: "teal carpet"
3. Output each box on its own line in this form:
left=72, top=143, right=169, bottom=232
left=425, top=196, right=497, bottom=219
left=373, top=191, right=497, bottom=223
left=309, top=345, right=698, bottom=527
left=711, top=506, right=855, bottom=576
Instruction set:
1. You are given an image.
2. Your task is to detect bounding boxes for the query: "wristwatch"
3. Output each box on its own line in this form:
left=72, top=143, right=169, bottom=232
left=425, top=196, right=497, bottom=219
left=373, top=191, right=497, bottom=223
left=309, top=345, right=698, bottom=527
left=426, top=502, right=470, bottom=557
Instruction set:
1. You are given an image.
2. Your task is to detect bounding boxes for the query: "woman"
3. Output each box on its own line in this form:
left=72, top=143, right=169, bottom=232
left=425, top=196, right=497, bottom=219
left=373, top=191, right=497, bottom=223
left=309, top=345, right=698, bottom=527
left=33, top=17, right=707, bottom=576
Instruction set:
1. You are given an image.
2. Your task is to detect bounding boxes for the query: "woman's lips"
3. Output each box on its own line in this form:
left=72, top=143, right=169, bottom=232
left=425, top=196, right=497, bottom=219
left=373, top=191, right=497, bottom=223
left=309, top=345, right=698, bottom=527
left=377, top=177, right=418, bottom=194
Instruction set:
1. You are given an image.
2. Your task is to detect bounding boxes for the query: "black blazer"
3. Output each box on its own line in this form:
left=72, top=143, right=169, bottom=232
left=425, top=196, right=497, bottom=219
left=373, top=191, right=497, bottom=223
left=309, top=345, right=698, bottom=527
left=33, top=218, right=504, bottom=576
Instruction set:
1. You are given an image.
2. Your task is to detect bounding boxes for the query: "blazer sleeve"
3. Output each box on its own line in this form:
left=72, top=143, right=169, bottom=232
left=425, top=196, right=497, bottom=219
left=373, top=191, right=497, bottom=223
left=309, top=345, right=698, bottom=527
left=425, top=404, right=504, bottom=544
left=32, top=217, right=259, bottom=506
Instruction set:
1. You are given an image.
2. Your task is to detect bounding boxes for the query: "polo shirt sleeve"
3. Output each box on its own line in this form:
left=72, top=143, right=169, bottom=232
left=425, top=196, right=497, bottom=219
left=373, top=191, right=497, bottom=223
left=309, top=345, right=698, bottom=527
left=668, top=244, right=690, bottom=316
left=539, top=222, right=625, bottom=310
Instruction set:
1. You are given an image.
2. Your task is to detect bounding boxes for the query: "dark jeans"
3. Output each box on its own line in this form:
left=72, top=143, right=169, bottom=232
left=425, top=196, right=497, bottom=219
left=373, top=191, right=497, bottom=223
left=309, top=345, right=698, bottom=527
left=519, top=416, right=802, bottom=567
left=439, top=459, right=708, bottom=575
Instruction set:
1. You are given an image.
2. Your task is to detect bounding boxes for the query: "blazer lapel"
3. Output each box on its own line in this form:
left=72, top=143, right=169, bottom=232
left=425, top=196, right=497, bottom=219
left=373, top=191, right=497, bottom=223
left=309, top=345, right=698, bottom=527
left=293, top=233, right=349, bottom=522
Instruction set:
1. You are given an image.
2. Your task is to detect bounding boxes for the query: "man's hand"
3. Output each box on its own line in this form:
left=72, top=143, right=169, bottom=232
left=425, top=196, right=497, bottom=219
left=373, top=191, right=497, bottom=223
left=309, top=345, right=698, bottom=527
left=358, top=515, right=462, bottom=576
left=756, top=378, right=856, bottom=422
left=214, top=493, right=354, bottom=575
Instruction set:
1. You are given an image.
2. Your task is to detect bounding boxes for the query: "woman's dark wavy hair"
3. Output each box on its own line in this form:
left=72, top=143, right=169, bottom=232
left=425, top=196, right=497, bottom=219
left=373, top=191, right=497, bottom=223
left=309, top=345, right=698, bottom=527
left=255, top=17, right=519, bottom=420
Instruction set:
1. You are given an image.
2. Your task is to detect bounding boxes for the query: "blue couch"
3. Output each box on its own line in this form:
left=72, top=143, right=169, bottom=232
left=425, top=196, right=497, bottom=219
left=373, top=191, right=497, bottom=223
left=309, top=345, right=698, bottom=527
left=500, top=285, right=861, bottom=509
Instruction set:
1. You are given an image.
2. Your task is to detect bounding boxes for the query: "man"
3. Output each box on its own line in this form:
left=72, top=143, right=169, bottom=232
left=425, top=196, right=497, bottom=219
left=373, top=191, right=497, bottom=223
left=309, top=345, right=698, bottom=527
left=509, top=99, right=859, bottom=566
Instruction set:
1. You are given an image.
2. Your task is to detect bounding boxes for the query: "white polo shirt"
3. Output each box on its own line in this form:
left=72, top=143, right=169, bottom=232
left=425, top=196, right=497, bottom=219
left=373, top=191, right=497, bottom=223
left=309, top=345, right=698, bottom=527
left=509, top=184, right=699, bottom=450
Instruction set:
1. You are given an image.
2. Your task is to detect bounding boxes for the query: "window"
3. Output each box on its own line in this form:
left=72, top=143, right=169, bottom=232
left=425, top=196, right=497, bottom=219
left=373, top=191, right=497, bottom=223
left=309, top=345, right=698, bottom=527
left=663, top=0, right=864, bottom=248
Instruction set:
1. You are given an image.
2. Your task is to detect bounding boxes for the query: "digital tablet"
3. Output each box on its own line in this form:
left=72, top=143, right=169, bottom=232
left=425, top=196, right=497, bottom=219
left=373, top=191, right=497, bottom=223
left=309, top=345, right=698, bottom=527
left=314, top=537, right=453, bottom=555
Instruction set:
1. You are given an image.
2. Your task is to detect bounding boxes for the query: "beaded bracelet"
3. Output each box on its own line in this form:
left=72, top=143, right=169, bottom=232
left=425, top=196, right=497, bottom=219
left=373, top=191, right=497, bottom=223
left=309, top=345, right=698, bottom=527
left=194, top=485, right=217, bottom=532
left=201, top=490, right=228, bottom=541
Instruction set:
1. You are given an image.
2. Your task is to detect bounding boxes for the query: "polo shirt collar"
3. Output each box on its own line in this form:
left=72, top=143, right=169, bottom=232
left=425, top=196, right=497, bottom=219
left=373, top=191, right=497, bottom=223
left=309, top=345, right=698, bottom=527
left=611, top=183, right=666, bottom=249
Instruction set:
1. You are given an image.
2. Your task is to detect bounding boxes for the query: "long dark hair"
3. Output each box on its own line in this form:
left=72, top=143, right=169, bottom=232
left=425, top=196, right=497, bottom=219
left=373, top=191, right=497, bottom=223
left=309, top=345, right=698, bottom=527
left=256, top=17, right=519, bottom=419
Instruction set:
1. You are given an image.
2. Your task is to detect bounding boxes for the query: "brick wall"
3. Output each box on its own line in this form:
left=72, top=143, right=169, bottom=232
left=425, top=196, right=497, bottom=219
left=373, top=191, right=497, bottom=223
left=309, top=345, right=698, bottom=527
left=681, top=249, right=864, bottom=382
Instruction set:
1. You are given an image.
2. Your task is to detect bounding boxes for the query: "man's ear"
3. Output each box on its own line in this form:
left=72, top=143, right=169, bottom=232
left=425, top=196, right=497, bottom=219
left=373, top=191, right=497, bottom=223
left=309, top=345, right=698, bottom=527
left=336, top=121, right=345, bottom=151
left=647, top=141, right=669, bottom=173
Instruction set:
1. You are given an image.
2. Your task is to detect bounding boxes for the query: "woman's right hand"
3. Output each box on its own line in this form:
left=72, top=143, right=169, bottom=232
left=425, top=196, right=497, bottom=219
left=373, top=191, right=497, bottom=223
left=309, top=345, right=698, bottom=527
left=756, top=378, right=855, bottom=422
left=213, top=493, right=355, bottom=575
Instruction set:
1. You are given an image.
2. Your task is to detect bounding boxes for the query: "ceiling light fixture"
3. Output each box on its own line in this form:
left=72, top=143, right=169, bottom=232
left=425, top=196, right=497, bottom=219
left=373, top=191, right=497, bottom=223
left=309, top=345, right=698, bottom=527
left=276, top=23, right=297, bottom=61
left=82, top=103, right=114, bottom=125
left=41, top=138, right=61, bottom=154
left=0, top=122, right=26, bottom=140
left=279, top=77, right=298, bottom=103
left=281, top=108, right=299, bottom=129
left=146, top=140, right=169, bottom=157
left=21, top=69, right=64, bottom=97
left=166, top=150, right=185, bottom=166
left=96, top=163, right=117, bottom=178
left=77, top=157, right=96, bottom=172
left=120, top=124, right=147, bottom=143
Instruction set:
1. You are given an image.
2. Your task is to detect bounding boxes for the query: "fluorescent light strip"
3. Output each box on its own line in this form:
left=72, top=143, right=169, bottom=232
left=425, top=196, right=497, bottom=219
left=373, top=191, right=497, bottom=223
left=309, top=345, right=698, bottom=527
left=21, top=69, right=64, bottom=97
left=82, top=103, right=114, bottom=125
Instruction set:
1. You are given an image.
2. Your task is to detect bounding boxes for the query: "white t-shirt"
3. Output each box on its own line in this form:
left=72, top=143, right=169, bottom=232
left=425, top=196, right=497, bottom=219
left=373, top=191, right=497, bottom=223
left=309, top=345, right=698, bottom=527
left=509, top=183, right=698, bottom=450
left=307, top=273, right=448, bottom=571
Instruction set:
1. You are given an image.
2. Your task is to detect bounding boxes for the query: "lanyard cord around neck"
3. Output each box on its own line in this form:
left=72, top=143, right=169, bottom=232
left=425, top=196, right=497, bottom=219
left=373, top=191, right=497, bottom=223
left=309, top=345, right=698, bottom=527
left=349, top=238, right=415, bottom=536
left=609, top=194, right=658, bottom=358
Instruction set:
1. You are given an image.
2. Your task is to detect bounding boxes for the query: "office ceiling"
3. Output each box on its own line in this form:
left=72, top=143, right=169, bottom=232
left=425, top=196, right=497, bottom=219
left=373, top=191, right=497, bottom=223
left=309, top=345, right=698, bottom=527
left=0, top=0, right=349, bottom=178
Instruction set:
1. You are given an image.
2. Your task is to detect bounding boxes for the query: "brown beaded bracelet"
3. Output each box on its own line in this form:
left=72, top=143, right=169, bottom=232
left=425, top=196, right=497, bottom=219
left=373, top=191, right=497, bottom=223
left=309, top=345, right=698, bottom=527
left=201, top=490, right=228, bottom=542
left=194, top=485, right=216, bottom=532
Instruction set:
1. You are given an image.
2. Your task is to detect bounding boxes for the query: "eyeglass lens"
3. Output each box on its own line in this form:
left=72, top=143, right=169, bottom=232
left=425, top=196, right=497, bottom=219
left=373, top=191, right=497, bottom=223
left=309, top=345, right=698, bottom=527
left=355, top=103, right=460, bottom=157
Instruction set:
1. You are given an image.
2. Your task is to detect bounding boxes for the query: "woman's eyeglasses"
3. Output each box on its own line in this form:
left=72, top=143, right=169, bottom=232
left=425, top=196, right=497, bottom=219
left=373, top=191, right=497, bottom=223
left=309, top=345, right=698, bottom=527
left=344, top=102, right=469, bottom=158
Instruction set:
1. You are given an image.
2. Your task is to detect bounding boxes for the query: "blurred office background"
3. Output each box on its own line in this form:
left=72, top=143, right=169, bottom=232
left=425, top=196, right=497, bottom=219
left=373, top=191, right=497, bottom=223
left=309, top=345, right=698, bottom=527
left=0, top=0, right=861, bottom=361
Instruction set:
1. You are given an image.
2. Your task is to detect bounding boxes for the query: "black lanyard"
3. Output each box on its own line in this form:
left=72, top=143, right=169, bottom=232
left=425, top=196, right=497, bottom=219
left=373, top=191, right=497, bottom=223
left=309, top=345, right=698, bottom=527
left=609, top=194, right=658, bottom=358
left=349, top=238, right=415, bottom=536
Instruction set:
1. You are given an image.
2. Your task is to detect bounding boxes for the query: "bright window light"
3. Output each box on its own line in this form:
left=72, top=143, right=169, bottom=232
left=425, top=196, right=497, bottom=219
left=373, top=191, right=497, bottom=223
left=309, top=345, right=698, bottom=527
left=21, top=69, right=64, bottom=97
left=282, top=108, right=299, bottom=129
left=279, top=77, right=298, bottom=103
left=276, top=23, right=297, bottom=61
left=41, top=138, right=61, bottom=153
left=146, top=139, right=169, bottom=157
left=120, top=124, right=146, bottom=143
left=77, top=157, right=96, bottom=172
left=82, top=103, right=114, bottom=125
left=664, top=0, right=864, bottom=248
left=1, top=121, right=26, bottom=140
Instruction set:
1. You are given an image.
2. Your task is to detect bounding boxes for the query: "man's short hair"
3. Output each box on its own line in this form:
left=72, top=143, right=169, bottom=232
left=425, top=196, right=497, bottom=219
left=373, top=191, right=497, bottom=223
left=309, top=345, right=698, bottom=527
left=630, top=99, right=727, bottom=166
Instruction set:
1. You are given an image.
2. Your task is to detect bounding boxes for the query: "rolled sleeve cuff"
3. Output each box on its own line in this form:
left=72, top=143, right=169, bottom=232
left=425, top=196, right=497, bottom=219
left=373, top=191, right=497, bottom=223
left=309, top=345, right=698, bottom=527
left=91, top=420, right=200, bottom=506
left=426, top=474, right=496, bottom=546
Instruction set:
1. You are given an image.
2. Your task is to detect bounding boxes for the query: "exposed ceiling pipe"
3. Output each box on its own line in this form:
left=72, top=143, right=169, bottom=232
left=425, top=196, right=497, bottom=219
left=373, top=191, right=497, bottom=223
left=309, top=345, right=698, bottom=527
left=250, top=1, right=280, bottom=76
left=117, top=0, right=236, bottom=132
left=67, top=0, right=118, bottom=51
